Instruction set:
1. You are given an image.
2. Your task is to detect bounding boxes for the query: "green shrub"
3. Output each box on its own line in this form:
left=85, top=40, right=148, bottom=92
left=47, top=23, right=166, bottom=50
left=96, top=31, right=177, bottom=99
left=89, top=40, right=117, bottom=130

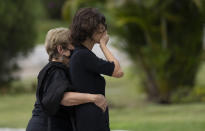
left=0, top=0, right=37, bottom=92
left=171, top=86, right=205, bottom=103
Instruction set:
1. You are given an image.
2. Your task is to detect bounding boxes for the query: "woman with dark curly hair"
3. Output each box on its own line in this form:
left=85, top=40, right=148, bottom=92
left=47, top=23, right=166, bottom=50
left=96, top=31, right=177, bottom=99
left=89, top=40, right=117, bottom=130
left=69, top=8, right=124, bottom=131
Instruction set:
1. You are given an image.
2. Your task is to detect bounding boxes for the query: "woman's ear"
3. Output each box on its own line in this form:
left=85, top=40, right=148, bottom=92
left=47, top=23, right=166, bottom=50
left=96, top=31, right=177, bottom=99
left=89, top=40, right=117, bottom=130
left=57, top=45, right=63, bottom=55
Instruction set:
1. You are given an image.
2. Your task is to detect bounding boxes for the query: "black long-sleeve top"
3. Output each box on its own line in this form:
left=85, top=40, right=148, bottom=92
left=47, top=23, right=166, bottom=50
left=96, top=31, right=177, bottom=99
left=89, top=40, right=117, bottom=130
left=69, top=45, right=115, bottom=131
left=32, top=62, right=75, bottom=131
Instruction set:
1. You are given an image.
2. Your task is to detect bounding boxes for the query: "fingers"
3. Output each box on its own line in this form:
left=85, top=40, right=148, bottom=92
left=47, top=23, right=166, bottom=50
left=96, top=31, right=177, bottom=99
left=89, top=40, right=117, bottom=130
left=94, top=94, right=108, bottom=112
left=98, top=99, right=107, bottom=112
left=103, top=31, right=108, bottom=37
left=104, top=103, right=108, bottom=112
left=102, top=100, right=108, bottom=112
left=100, top=32, right=109, bottom=45
left=98, top=103, right=105, bottom=112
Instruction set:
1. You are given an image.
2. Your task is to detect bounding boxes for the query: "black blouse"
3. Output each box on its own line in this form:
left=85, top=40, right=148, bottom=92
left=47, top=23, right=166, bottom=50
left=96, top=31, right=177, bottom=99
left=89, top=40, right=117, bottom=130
left=69, top=45, right=115, bottom=131
left=32, top=62, right=75, bottom=131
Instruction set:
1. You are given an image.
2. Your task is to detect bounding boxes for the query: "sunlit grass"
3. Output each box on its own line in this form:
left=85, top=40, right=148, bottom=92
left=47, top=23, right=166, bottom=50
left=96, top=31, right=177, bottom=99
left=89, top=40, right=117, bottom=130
left=110, top=103, right=205, bottom=131
left=0, top=93, right=205, bottom=131
left=0, top=94, right=35, bottom=128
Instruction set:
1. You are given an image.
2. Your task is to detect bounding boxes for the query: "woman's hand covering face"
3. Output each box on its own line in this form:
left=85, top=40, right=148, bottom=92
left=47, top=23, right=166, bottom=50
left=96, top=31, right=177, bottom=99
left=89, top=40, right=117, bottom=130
left=100, top=31, right=109, bottom=46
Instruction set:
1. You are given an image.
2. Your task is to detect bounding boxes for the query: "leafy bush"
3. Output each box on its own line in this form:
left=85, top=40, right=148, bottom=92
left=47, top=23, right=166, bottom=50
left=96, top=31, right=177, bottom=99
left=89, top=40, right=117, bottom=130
left=0, top=0, right=37, bottom=92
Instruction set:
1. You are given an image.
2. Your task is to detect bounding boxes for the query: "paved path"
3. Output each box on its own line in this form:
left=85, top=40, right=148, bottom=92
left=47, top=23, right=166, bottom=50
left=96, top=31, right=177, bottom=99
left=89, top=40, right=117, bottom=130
left=0, top=129, right=24, bottom=131
left=0, top=129, right=128, bottom=131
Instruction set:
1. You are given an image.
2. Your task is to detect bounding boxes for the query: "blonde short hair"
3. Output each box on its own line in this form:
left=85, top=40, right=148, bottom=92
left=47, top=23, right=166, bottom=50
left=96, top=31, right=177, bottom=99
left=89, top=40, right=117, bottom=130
left=45, top=27, right=70, bottom=61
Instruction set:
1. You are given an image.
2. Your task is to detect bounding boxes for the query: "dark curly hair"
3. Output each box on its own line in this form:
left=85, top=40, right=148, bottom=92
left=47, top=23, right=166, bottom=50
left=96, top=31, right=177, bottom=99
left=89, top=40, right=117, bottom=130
left=69, top=8, right=107, bottom=46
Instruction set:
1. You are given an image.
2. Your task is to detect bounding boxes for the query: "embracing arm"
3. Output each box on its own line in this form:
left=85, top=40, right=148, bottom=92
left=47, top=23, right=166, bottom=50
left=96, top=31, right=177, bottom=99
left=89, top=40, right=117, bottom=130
left=61, top=92, right=107, bottom=112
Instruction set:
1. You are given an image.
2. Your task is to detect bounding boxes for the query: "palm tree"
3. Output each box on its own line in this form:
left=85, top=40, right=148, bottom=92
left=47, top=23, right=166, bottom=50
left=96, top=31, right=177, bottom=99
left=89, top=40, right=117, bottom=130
left=107, top=0, right=205, bottom=103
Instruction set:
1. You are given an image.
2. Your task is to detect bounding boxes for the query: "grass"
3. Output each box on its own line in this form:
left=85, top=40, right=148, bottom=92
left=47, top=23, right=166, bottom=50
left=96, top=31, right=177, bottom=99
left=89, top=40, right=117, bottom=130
left=0, top=93, right=35, bottom=128
left=110, top=103, right=205, bottom=131
left=1, top=93, right=205, bottom=131
left=1, top=71, right=205, bottom=131
left=107, top=70, right=205, bottom=131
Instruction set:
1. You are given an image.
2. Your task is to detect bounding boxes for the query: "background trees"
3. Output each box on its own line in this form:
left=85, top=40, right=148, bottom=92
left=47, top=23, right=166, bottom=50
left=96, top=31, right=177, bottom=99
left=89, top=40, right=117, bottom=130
left=63, top=0, right=205, bottom=103
left=107, top=0, right=205, bottom=103
left=0, top=0, right=38, bottom=91
left=42, top=0, right=66, bottom=19
left=1, top=0, right=205, bottom=104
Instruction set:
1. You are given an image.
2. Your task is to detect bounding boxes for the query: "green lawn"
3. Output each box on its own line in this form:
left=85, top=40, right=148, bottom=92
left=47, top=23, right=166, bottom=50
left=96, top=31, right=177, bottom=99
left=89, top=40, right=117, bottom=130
left=0, top=93, right=205, bottom=131
left=110, top=103, right=205, bottom=131
left=0, top=71, right=205, bottom=131
left=0, top=93, right=35, bottom=128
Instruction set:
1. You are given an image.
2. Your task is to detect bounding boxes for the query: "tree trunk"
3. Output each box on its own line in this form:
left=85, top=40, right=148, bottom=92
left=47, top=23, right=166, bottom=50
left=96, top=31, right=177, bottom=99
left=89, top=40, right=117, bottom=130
left=137, top=51, right=159, bottom=102
left=137, top=50, right=171, bottom=104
